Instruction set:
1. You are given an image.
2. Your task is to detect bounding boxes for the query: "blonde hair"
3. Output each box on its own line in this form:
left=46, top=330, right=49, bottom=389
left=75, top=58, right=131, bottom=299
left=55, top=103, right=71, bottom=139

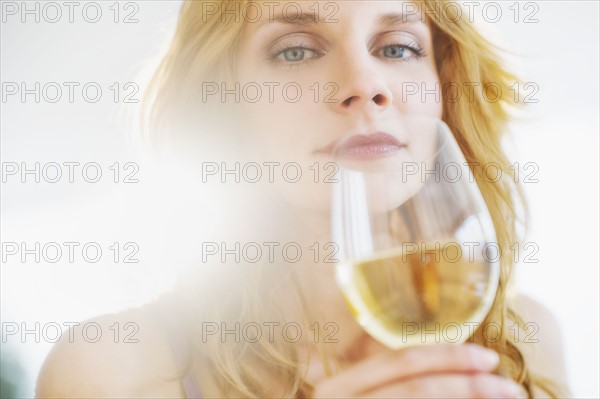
left=143, top=1, right=559, bottom=397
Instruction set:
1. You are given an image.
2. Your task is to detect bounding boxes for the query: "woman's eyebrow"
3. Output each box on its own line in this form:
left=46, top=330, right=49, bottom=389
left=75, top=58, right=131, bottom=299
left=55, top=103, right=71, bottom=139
left=377, top=12, right=424, bottom=27
left=261, top=12, right=321, bottom=28
left=256, top=11, right=423, bottom=30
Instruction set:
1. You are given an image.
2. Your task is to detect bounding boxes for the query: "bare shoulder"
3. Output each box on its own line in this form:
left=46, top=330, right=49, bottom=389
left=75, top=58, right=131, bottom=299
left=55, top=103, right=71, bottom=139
left=508, top=293, right=571, bottom=398
left=35, top=302, right=186, bottom=398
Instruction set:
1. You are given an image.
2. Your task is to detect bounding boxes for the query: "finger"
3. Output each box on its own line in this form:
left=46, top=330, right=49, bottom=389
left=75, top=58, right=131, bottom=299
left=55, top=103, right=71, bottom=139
left=316, top=344, right=499, bottom=395
left=365, top=373, right=522, bottom=399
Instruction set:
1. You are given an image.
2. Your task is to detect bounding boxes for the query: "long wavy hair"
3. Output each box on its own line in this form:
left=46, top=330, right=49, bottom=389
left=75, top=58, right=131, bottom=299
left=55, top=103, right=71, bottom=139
left=142, top=1, right=559, bottom=397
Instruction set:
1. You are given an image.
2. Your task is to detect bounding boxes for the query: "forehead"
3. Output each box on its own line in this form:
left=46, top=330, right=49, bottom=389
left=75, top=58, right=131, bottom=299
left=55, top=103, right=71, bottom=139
left=240, top=0, right=425, bottom=31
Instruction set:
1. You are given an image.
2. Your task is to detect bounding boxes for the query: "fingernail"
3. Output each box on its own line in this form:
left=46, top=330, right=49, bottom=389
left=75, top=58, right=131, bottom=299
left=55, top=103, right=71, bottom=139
left=500, top=380, right=521, bottom=398
left=477, top=348, right=499, bottom=368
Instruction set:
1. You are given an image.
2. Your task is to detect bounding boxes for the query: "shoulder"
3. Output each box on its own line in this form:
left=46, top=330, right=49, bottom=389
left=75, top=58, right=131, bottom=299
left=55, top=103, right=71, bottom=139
left=508, top=293, right=571, bottom=398
left=35, top=301, right=186, bottom=398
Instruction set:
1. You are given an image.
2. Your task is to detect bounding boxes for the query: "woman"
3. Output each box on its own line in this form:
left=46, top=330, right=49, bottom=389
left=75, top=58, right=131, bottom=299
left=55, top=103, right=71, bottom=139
left=36, top=1, right=570, bottom=397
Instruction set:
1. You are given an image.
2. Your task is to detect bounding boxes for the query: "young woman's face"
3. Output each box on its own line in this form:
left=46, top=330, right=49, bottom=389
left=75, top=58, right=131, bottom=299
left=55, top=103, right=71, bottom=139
left=233, top=0, right=443, bottom=211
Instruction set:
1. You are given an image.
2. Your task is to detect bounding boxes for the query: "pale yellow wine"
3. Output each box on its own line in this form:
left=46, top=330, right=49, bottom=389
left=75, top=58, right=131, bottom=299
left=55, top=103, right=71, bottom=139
left=336, top=241, right=497, bottom=349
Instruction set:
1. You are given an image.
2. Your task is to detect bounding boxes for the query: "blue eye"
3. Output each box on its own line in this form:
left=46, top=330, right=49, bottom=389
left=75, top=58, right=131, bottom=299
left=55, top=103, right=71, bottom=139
left=382, top=45, right=417, bottom=59
left=270, top=45, right=321, bottom=69
left=282, top=47, right=308, bottom=62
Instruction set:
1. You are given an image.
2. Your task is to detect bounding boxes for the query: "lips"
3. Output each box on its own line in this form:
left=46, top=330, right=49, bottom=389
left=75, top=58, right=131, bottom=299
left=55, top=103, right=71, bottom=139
left=328, top=132, right=407, bottom=161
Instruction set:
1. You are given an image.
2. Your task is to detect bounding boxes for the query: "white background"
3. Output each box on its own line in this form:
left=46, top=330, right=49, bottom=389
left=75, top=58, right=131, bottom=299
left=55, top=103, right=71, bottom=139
left=1, top=1, right=598, bottom=397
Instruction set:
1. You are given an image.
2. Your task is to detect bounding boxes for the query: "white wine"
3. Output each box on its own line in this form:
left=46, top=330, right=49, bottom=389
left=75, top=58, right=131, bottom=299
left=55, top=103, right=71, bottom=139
left=336, top=241, right=497, bottom=349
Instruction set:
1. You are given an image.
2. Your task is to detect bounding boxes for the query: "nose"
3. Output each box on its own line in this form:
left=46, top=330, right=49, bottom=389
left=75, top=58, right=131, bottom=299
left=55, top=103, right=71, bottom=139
left=330, top=52, right=393, bottom=116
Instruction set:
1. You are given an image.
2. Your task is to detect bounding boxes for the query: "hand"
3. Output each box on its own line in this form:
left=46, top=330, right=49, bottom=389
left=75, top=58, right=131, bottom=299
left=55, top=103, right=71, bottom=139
left=311, top=344, right=522, bottom=398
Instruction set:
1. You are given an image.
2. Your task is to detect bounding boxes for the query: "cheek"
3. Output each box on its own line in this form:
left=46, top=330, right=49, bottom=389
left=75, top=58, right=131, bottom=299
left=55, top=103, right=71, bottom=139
left=234, top=55, right=325, bottom=153
left=391, top=69, right=444, bottom=118
left=239, top=87, right=322, bottom=158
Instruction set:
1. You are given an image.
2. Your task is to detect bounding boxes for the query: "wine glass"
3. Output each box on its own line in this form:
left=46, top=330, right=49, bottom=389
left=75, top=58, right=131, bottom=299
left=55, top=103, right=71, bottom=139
left=330, top=117, right=500, bottom=349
